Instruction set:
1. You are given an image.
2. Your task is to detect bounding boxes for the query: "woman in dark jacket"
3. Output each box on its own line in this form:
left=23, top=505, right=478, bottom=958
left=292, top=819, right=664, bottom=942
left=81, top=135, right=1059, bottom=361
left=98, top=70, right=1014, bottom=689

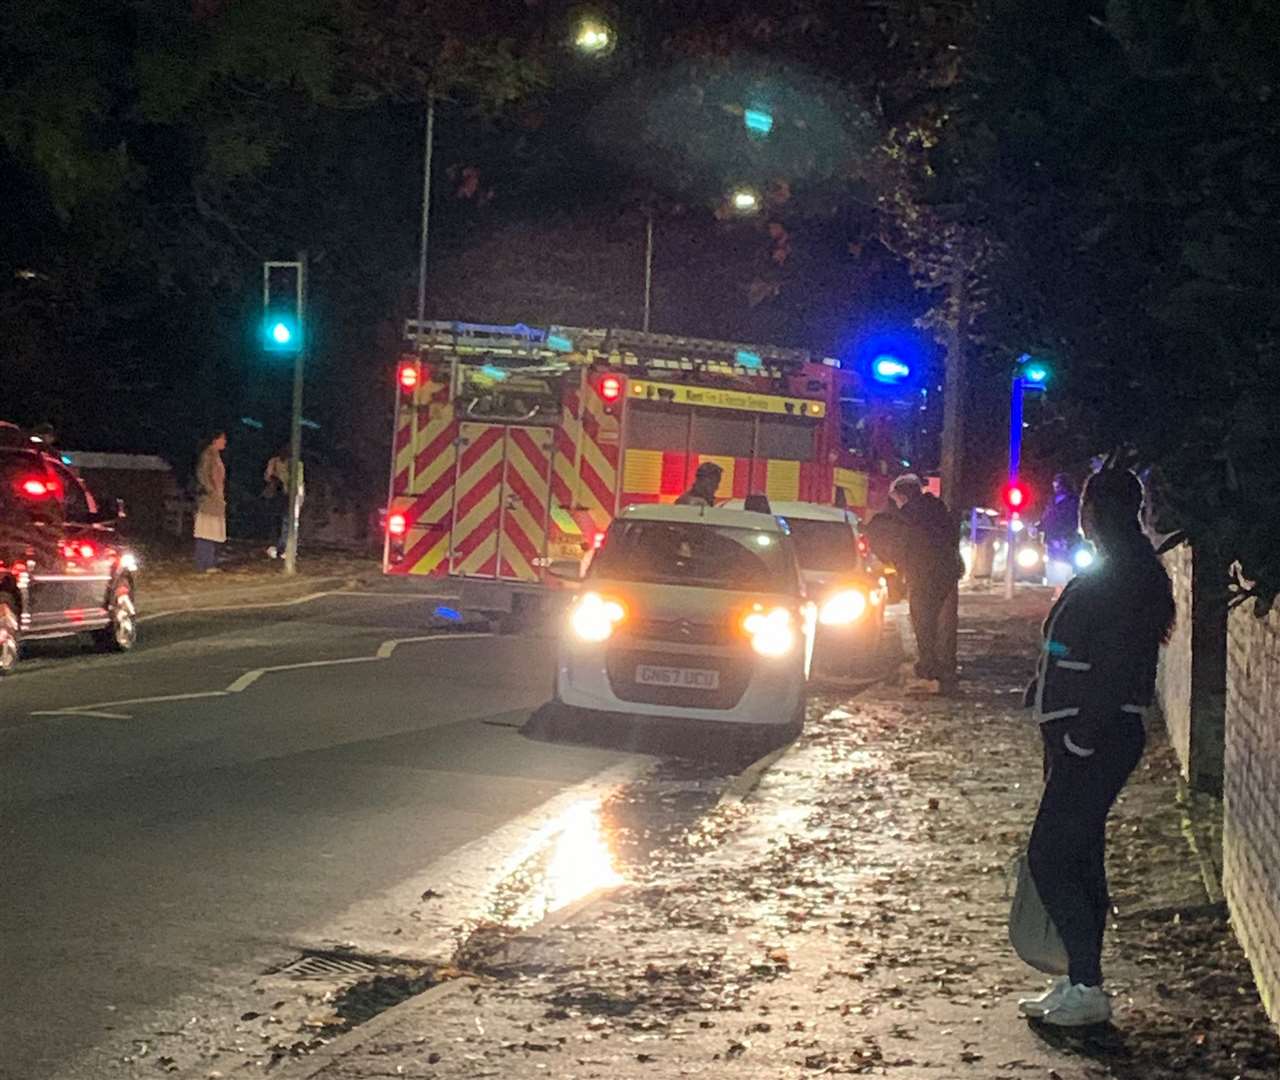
left=1017, top=467, right=1175, bottom=1026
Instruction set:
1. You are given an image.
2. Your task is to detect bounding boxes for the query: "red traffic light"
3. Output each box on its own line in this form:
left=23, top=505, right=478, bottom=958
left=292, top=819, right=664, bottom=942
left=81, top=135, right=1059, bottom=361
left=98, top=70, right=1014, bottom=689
left=398, top=360, right=421, bottom=392
left=1002, top=482, right=1029, bottom=511
left=598, top=374, right=622, bottom=403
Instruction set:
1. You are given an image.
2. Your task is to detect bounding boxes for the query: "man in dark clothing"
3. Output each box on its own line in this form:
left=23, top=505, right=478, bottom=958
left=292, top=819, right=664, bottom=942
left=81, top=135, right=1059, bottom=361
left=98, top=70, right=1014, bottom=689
left=889, top=473, right=964, bottom=688
left=1039, top=472, right=1081, bottom=589
left=675, top=462, right=723, bottom=507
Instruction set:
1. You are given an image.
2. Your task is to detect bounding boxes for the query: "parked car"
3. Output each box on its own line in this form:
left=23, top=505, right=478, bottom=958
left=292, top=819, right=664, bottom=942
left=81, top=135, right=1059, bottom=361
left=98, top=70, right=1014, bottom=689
left=554, top=504, right=814, bottom=731
left=725, top=500, right=886, bottom=678
left=0, top=424, right=138, bottom=675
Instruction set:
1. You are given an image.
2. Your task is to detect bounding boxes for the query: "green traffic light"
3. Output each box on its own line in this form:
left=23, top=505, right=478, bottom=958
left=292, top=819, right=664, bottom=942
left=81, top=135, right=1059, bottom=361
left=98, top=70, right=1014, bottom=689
left=271, top=322, right=292, bottom=345
left=1023, top=363, right=1048, bottom=383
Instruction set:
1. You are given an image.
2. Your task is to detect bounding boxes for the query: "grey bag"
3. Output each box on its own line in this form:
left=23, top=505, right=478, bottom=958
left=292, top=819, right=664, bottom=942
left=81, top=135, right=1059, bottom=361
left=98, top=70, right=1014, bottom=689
left=1009, top=853, right=1069, bottom=974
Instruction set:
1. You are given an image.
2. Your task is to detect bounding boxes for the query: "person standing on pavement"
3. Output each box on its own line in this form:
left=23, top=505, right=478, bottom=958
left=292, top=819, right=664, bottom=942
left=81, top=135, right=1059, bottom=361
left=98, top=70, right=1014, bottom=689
left=193, top=430, right=227, bottom=573
left=888, top=473, right=963, bottom=691
left=675, top=462, right=723, bottom=508
left=1039, top=473, right=1080, bottom=590
left=1018, top=467, right=1175, bottom=1027
left=263, top=445, right=304, bottom=559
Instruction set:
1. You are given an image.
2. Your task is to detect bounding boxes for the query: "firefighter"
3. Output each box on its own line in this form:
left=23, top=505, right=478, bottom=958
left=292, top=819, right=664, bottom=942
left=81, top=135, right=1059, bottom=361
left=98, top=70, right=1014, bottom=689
left=1018, top=466, right=1175, bottom=1026
left=888, top=473, right=964, bottom=692
left=676, top=462, right=723, bottom=508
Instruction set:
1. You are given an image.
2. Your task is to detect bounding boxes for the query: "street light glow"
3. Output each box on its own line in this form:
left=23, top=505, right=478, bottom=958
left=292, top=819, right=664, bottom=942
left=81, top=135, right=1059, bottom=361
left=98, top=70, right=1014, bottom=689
left=575, top=20, right=611, bottom=53
left=731, top=189, right=759, bottom=212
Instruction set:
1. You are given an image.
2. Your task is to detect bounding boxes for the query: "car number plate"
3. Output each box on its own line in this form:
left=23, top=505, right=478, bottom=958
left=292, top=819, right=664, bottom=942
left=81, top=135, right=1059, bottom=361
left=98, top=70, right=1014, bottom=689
left=635, top=664, right=721, bottom=690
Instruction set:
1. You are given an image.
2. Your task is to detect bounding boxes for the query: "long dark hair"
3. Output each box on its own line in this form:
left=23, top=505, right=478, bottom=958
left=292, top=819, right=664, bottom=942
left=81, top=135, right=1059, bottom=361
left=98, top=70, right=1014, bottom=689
left=1082, top=468, right=1176, bottom=643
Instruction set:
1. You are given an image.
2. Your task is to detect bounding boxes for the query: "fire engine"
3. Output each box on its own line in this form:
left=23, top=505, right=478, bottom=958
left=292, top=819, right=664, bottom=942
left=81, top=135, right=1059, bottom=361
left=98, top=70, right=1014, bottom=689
left=383, top=321, right=893, bottom=619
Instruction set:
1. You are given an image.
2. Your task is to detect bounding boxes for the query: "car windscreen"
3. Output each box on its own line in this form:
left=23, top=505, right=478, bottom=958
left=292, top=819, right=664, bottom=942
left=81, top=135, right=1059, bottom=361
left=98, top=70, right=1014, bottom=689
left=590, top=520, right=797, bottom=593
left=784, top=518, right=859, bottom=572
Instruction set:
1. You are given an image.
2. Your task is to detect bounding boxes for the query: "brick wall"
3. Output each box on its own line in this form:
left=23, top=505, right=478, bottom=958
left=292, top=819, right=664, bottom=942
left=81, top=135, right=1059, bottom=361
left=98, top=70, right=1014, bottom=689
left=1224, top=600, right=1280, bottom=1026
left=1156, top=543, right=1226, bottom=793
left=1156, top=545, right=1195, bottom=772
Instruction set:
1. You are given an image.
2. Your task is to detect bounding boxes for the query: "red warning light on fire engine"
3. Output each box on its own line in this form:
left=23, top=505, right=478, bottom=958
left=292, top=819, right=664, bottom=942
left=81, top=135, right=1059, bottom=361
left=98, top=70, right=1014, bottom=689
left=598, top=375, right=622, bottom=403
left=398, top=361, right=420, bottom=391
left=387, top=512, right=407, bottom=537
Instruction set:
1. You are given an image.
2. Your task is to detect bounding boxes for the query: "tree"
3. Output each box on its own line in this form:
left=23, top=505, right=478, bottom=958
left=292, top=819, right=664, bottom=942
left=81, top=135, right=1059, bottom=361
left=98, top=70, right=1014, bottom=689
left=905, top=0, right=1280, bottom=609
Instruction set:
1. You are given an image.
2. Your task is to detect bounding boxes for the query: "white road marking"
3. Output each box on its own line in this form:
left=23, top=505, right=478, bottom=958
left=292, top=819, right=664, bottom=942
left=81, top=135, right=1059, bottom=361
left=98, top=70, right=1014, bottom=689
left=139, top=589, right=461, bottom=623
left=31, top=690, right=228, bottom=718
left=30, top=632, right=494, bottom=720
left=375, top=632, right=491, bottom=659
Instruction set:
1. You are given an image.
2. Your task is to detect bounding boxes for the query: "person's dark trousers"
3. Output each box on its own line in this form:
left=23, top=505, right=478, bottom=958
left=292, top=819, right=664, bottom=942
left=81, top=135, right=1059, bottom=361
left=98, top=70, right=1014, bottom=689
left=194, top=538, right=221, bottom=571
left=908, top=574, right=959, bottom=680
left=1028, top=717, right=1145, bottom=987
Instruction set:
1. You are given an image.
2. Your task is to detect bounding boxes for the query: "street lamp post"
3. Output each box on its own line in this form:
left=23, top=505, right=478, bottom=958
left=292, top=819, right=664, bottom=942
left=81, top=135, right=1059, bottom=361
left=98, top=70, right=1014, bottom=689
left=642, top=208, right=654, bottom=332
left=415, top=93, right=436, bottom=337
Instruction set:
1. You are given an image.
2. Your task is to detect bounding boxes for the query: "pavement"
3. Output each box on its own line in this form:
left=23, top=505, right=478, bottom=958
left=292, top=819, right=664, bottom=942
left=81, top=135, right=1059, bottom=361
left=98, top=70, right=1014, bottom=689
left=262, top=592, right=1280, bottom=1080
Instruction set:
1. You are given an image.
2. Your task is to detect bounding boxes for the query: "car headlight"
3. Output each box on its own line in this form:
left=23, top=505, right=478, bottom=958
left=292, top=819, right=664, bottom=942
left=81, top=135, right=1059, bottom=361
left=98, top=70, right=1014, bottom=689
left=741, top=606, right=797, bottom=658
left=569, top=592, right=626, bottom=643
left=1016, top=546, right=1042, bottom=570
left=819, top=588, right=868, bottom=626
left=1073, top=547, right=1095, bottom=570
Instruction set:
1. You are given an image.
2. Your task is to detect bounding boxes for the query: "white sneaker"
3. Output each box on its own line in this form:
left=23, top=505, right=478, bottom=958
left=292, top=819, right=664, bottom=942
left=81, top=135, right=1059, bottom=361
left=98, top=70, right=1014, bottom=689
left=1018, top=975, right=1071, bottom=1017
left=1038, top=983, right=1111, bottom=1027
left=266, top=546, right=278, bottom=559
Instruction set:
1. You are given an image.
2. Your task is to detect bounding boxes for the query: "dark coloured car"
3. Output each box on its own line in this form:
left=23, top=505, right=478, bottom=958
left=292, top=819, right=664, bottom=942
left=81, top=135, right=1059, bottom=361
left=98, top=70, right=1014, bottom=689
left=0, top=425, right=138, bottom=674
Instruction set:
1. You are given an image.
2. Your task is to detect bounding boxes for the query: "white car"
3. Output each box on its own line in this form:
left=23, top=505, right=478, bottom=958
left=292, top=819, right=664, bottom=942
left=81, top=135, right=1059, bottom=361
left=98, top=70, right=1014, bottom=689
left=724, top=500, right=887, bottom=678
left=555, top=504, right=815, bottom=730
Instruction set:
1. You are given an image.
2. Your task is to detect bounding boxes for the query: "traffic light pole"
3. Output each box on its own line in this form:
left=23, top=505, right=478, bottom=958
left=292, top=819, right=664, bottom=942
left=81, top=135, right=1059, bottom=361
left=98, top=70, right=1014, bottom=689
left=283, top=252, right=307, bottom=576
left=1004, top=374, right=1024, bottom=600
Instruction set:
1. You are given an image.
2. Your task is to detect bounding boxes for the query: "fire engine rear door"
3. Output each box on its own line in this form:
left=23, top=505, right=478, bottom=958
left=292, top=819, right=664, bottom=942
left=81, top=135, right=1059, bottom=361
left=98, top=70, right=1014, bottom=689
left=449, top=423, right=554, bottom=581
left=496, top=426, right=555, bottom=582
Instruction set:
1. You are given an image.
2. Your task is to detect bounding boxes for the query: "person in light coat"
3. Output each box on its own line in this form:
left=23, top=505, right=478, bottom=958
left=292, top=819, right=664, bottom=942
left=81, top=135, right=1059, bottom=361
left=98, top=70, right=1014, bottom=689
left=194, top=431, right=227, bottom=572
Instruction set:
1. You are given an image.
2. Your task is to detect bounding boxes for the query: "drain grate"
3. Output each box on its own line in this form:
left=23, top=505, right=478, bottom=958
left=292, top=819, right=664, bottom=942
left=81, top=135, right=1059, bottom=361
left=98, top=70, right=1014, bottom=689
left=270, top=950, right=388, bottom=980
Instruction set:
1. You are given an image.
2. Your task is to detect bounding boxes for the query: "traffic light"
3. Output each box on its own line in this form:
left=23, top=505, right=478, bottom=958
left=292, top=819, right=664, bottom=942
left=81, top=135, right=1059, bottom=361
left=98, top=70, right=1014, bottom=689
left=1017, top=354, right=1049, bottom=387
left=262, top=261, right=303, bottom=354
left=1001, top=481, right=1030, bottom=511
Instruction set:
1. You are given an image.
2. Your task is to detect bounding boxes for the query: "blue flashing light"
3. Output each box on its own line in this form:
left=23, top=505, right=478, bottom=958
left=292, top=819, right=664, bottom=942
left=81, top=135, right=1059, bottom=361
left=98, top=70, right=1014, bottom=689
left=744, top=109, right=774, bottom=135
left=479, top=364, right=509, bottom=381
left=60, top=454, right=73, bottom=465
left=547, top=333, right=574, bottom=353
left=871, top=355, right=911, bottom=384
left=434, top=605, right=462, bottom=622
left=735, top=349, right=762, bottom=369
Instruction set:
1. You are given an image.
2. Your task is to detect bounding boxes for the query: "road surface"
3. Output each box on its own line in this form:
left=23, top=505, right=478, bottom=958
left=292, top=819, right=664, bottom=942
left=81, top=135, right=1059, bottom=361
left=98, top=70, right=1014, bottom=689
left=0, top=589, right=663, bottom=1079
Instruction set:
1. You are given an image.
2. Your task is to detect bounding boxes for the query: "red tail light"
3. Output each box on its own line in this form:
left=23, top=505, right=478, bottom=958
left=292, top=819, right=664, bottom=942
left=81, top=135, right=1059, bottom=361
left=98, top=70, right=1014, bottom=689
left=593, top=531, right=606, bottom=550
left=598, top=375, right=622, bottom=403
left=398, top=362, right=420, bottom=391
left=387, top=512, right=407, bottom=537
left=17, top=473, right=60, bottom=499
left=856, top=535, right=869, bottom=558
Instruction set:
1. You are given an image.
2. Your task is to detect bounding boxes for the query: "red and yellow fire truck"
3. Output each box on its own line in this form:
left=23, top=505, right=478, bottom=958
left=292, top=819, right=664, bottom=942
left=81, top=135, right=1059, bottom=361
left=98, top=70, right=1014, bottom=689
left=383, top=321, right=892, bottom=617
